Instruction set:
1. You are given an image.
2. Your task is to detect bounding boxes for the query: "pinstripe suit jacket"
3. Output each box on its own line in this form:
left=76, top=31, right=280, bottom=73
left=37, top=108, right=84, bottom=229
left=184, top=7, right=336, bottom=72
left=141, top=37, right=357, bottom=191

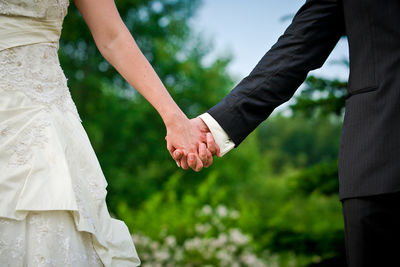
left=207, top=0, right=400, bottom=199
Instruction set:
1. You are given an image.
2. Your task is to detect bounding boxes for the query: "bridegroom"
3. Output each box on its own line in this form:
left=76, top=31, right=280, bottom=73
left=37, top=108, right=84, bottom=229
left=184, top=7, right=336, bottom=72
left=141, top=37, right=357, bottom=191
left=168, top=0, right=400, bottom=266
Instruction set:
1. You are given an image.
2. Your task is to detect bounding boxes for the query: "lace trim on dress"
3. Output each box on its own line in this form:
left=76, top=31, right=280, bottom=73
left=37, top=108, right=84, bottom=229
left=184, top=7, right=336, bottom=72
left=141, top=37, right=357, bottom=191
left=0, top=44, right=82, bottom=122
left=0, top=123, right=15, bottom=137
left=0, top=212, right=103, bottom=266
left=6, top=115, right=51, bottom=167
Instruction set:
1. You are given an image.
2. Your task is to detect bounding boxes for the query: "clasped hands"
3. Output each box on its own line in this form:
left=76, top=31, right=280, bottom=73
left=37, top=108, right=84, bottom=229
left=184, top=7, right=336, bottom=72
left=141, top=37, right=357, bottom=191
left=165, top=116, right=220, bottom=171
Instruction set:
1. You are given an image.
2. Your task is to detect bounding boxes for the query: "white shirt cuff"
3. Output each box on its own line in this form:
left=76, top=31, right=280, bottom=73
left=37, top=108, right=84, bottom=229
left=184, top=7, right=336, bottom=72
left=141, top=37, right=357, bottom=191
left=199, top=113, right=235, bottom=157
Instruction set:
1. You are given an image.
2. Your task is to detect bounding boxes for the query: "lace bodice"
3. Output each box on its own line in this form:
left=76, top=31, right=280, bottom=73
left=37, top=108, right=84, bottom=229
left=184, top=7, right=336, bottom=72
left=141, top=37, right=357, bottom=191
left=0, top=43, right=82, bottom=122
left=0, top=0, right=81, bottom=122
left=0, top=0, right=69, bottom=19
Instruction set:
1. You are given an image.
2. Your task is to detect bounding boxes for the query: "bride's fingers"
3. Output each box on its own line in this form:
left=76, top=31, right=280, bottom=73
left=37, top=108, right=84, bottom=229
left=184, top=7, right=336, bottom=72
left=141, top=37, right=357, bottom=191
left=173, top=150, right=184, bottom=161
left=172, top=150, right=182, bottom=167
left=204, top=150, right=213, bottom=168
left=187, top=152, right=204, bottom=172
left=194, top=157, right=204, bottom=172
left=188, top=153, right=204, bottom=172
left=198, top=143, right=208, bottom=165
left=187, top=153, right=197, bottom=170
left=180, top=155, right=189, bottom=170
left=189, top=155, right=203, bottom=172
left=206, top=132, right=220, bottom=157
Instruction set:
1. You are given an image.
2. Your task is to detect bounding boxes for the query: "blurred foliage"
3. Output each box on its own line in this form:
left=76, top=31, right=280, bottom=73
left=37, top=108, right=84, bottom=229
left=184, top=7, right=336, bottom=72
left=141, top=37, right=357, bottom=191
left=60, top=0, right=234, bottom=210
left=257, top=113, right=342, bottom=170
left=59, top=0, right=348, bottom=266
left=290, top=75, right=347, bottom=118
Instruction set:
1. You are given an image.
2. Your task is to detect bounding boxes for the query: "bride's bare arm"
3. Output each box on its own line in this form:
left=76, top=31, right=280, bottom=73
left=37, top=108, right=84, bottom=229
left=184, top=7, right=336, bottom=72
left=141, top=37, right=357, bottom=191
left=73, top=0, right=212, bottom=170
left=73, top=0, right=181, bottom=127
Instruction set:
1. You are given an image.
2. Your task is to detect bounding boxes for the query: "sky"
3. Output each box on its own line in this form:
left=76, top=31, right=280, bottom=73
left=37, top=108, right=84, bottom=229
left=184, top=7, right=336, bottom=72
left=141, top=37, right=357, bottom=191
left=190, top=0, right=349, bottom=83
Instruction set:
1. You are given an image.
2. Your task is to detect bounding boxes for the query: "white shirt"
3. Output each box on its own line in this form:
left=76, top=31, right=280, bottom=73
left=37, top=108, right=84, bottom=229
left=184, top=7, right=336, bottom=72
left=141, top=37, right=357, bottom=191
left=199, top=113, right=235, bottom=156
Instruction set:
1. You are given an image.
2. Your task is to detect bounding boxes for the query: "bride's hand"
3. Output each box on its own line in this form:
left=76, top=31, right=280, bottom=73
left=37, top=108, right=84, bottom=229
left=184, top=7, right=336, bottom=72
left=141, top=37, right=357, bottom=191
left=165, top=115, right=206, bottom=171
left=168, top=117, right=220, bottom=171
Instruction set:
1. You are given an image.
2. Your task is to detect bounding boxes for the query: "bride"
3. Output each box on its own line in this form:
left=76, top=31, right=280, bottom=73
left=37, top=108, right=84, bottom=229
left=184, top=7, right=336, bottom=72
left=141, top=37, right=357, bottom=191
left=0, top=0, right=216, bottom=265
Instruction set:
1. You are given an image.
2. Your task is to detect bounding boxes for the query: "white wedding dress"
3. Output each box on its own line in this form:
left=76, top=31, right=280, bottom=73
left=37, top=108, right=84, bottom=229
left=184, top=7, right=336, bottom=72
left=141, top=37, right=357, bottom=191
left=0, top=0, right=140, bottom=266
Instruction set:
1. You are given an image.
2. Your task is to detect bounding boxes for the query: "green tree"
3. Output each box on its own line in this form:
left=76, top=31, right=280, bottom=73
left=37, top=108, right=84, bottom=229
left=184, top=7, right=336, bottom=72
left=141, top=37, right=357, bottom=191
left=59, top=0, right=234, bottom=211
left=290, top=74, right=347, bottom=118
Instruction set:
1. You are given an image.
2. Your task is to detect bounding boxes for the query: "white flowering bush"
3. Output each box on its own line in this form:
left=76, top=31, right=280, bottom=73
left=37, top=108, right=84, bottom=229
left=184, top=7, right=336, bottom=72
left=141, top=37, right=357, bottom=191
left=132, top=205, right=278, bottom=267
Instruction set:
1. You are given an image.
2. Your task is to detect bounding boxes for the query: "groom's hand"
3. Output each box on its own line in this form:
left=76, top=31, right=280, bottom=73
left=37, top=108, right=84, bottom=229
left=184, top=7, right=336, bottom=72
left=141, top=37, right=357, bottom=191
left=172, top=117, right=220, bottom=170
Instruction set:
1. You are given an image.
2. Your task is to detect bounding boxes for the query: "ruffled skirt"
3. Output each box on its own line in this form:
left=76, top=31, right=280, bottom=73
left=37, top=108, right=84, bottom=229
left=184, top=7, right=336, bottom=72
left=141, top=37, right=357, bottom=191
left=0, top=43, right=140, bottom=266
left=0, top=211, right=103, bottom=266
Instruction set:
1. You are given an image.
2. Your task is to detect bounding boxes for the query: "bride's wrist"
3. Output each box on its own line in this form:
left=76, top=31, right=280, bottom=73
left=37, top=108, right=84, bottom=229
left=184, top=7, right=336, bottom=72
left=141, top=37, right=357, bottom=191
left=163, top=110, right=189, bottom=130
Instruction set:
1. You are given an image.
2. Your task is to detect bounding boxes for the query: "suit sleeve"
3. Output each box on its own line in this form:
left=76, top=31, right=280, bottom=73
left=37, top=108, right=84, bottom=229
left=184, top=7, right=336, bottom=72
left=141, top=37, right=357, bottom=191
left=208, top=0, right=345, bottom=146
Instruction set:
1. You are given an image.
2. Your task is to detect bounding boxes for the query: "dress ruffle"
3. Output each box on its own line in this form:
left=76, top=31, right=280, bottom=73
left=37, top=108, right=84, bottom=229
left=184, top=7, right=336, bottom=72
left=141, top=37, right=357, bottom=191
left=0, top=104, right=141, bottom=266
left=0, top=103, right=140, bottom=266
left=0, top=211, right=104, bottom=266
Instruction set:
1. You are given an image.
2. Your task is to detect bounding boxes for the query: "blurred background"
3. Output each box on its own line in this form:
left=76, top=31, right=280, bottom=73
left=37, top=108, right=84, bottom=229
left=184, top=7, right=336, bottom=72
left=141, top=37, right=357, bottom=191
left=60, top=0, right=349, bottom=266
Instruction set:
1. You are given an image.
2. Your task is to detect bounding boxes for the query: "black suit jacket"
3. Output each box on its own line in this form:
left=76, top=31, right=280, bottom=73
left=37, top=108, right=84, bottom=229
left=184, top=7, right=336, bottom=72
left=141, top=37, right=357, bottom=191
left=208, top=0, right=400, bottom=200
